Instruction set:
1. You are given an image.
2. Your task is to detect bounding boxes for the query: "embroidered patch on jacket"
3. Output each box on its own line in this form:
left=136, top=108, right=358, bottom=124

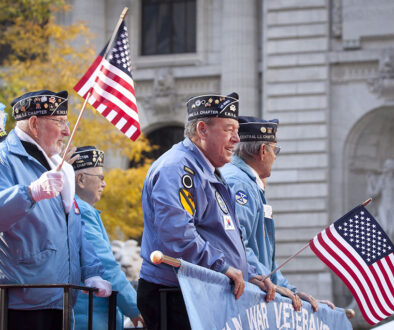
left=73, top=199, right=80, bottom=215
left=179, top=188, right=195, bottom=216
left=182, top=174, right=194, bottom=189
left=215, top=191, right=229, bottom=214
left=235, top=190, right=248, bottom=205
left=223, top=215, right=235, bottom=230
left=184, top=165, right=195, bottom=175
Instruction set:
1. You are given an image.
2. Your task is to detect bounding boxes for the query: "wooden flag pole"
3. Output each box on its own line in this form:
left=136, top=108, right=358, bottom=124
left=262, top=198, right=373, bottom=282
left=57, top=7, right=129, bottom=171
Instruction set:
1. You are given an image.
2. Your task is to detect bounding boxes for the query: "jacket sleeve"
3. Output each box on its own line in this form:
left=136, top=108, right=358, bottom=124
left=229, top=180, right=272, bottom=277
left=81, top=208, right=140, bottom=318
left=150, top=166, right=228, bottom=273
left=0, top=157, right=36, bottom=231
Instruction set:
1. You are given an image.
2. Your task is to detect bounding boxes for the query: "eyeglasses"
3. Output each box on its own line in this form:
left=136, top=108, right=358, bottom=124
left=43, top=118, right=70, bottom=129
left=266, top=144, right=281, bottom=155
left=82, top=172, right=105, bottom=181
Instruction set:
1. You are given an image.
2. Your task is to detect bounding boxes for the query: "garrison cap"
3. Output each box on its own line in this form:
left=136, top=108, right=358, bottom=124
left=71, top=146, right=104, bottom=171
left=11, top=90, right=68, bottom=121
left=186, top=92, right=239, bottom=121
left=238, top=116, right=279, bottom=142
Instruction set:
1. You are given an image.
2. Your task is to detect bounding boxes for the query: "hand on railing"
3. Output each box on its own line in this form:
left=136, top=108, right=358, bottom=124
left=84, top=276, right=112, bottom=297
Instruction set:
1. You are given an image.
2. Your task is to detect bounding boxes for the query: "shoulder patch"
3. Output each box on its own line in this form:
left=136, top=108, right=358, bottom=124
left=235, top=190, right=248, bottom=205
left=184, top=165, right=195, bottom=175
left=179, top=188, right=195, bottom=216
left=182, top=174, right=194, bottom=189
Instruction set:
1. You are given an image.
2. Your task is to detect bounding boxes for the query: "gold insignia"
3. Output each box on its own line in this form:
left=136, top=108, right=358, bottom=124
left=208, top=98, right=213, bottom=103
left=267, top=127, right=273, bottom=134
left=21, top=106, right=26, bottom=112
left=92, top=157, right=96, bottom=162
left=260, top=127, right=266, bottom=133
left=192, top=104, right=196, bottom=109
left=184, top=166, right=195, bottom=175
left=214, top=99, right=219, bottom=104
left=44, top=103, right=48, bottom=109
left=179, top=188, right=195, bottom=216
left=229, top=104, right=236, bottom=111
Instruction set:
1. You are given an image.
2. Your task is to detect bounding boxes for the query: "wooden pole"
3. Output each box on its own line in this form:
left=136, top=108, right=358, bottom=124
left=57, top=7, right=129, bottom=171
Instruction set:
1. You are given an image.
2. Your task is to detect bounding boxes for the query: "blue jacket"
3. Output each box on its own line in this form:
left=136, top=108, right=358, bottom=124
left=140, top=138, right=255, bottom=286
left=73, top=196, right=139, bottom=330
left=221, top=155, right=297, bottom=292
left=0, top=130, right=104, bottom=309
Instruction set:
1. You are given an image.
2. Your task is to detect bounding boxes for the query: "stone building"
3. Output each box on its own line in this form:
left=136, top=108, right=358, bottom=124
left=63, top=0, right=394, bottom=327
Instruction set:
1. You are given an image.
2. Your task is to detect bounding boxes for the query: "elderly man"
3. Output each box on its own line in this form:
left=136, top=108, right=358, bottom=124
left=72, top=146, right=143, bottom=330
left=138, top=93, right=275, bottom=330
left=0, top=90, right=111, bottom=330
left=221, top=116, right=336, bottom=312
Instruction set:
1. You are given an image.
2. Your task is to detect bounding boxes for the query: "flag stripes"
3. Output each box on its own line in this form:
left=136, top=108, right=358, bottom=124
left=310, top=224, right=394, bottom=325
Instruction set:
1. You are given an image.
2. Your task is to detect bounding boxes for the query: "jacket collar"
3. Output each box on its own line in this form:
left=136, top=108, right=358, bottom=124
left=183, top=138, right=220, bottom=184
left=5, top=129, right=31, bottom=158
left=230, top=154, right=258, bottom=183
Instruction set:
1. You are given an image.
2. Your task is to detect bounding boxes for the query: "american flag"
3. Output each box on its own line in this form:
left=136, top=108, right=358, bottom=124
left=310, top=205, right=394, bottom=325
left=73, top=21, right=140, bottom=141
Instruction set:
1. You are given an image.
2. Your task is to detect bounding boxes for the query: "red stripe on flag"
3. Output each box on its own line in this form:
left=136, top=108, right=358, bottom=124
left=325, top=229, right=391, bottom=317
left=73, top=55, right=103, bottom=94
left=99, top=66, right=136, bottom=96
left=376, top=258, right=394, bottom=298
left=369, top=260, right=394, bottom=311
left=310, top=233, right=379, bottom=325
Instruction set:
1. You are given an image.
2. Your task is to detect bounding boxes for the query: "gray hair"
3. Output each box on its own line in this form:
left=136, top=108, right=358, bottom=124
left=233, top=141, right=265, bottom=162
left=184, top=117, right=214, bottom=139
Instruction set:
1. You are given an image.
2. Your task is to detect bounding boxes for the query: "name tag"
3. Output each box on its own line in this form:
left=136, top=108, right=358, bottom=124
left=263, top=204, right=272, bottom=219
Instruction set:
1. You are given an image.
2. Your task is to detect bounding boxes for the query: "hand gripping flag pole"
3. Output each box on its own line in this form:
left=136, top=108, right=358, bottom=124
left=58, top=7, right=132, bottom=171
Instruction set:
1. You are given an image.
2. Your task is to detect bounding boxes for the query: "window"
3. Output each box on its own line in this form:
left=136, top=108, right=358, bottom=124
left=141, top=0, right=196, bottom=56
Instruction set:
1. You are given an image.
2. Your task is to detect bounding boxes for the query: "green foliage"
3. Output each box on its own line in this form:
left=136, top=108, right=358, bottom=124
left=0, top=0, right=152, bottom=240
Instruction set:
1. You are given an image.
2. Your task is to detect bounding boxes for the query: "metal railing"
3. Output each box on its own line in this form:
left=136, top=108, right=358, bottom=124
left=0, top=283, right=118, bottom=330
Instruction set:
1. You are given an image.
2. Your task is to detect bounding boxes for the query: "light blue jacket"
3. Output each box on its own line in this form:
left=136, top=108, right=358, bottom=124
left=0, top=130, right=104, bottom=309
left=73, top=196, right=139, bottom=330
left=221, top=155, right=297, bottom=292
left=140, top=138, right=255, bottom=286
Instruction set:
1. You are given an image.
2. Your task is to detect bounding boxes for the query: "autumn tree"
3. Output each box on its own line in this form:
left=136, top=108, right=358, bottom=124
left=0, top=0, right=152, bottom=240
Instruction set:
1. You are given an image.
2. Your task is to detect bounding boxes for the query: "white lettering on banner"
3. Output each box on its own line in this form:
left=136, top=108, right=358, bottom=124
left=246, top=302, right=269, bottom=329
left=224, top=302, right=332, bottom=329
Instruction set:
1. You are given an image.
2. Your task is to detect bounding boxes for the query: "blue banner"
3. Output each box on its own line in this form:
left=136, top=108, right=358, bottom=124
left=177, top=261, right=352, bottom=330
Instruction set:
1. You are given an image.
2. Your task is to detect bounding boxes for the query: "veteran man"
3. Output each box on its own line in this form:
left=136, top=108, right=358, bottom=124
left=72, top=146, right=143, bottom=330
left=0, top=90, right=111, bottom=330
left=138, top=93, right=275, bottom=330
left=221, top=116, right=336, bottom=312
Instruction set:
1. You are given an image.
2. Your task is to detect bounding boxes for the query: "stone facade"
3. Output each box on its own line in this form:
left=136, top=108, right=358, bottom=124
left=63, top=1, right=394, bottom=327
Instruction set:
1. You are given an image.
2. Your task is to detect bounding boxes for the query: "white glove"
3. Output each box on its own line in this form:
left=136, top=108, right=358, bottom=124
left=84, top=276, right=112, bottom=297
left=29, top=170, right=64, bottom=202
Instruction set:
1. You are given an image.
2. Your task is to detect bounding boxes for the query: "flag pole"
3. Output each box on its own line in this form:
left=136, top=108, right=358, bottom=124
left=57, top=7, right=129, bottom=171
left=262, top=198, right=373, bottom=281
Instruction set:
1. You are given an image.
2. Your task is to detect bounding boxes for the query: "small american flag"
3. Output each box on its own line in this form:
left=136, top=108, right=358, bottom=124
left=73, top=21, right=140, bottom=141
left=310, top=205, right=394, bottom=325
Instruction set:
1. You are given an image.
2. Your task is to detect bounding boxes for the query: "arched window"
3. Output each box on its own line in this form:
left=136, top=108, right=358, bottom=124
left=141, top=0, right=196, bottom=55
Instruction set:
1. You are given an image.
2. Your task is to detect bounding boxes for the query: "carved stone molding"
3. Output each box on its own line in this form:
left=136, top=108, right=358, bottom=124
left=331, top=0, right=342, bottom=38
left=368, top=50, right=394, bottom=99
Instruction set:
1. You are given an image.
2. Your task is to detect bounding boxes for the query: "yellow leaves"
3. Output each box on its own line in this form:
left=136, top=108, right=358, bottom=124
left=96, top=163, right=152, bottom=240
left=0, top=0, right=154, bottom=240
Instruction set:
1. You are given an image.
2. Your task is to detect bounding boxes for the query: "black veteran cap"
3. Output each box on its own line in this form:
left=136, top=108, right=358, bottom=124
left=71, top=146, right=104, bottom=171
left=238, top=116, right=279, bottom=142
left=186, top=92, right=239, bottom=121
left=11, top=90, right=68, bottom=121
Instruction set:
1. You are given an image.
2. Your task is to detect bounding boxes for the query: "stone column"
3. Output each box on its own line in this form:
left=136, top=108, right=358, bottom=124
left=220, top=0, right=259, bottom=116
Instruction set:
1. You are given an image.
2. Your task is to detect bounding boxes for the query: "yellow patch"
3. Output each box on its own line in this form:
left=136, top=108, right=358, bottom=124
left=179, top=188, right=195, bottom=216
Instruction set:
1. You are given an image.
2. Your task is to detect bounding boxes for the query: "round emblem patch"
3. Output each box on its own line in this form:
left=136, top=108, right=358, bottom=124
left=235, top=191, right=248, bottom=205
left=182, top=174, right=193, bottom=189
left=215, top=191, right=228, bottom=214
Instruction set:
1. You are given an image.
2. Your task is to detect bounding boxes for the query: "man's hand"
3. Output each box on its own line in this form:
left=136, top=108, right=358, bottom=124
left=249, top=275, right=276, bottom=302
left=29, top=170, right=64, bottom=201
left=317, top=299, right=336, bottom=310
left=84, top=276, right=112, bottom=297
left=276, top=286, right=302, bottom=311
left=131, top=315, right=145, bottom=327
left=296, top=291, right=319, bottom=311
left=225, top=266, right=245, bottom=299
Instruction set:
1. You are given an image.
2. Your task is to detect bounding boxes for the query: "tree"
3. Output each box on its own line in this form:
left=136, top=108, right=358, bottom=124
left=0, top=0, right=152, bottom=240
